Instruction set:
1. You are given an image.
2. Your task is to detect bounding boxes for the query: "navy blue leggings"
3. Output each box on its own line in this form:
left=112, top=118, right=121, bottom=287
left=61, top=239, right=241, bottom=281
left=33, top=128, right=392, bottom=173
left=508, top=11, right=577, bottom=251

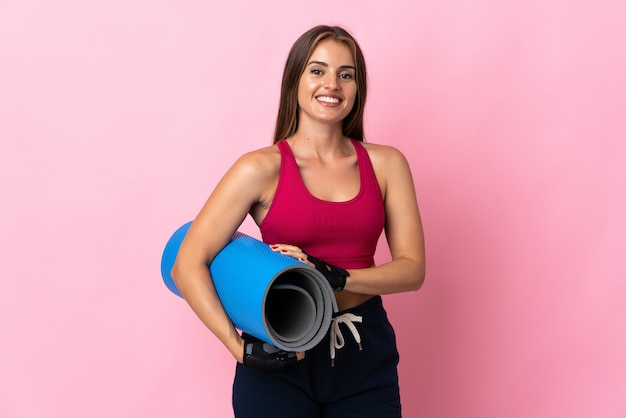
left=232, top=296, right=402, bottom=418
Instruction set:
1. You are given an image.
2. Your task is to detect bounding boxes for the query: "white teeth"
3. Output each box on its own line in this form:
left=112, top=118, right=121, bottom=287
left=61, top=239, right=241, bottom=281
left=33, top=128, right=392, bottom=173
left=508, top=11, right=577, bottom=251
left=317, top=96, right=339, bottom=103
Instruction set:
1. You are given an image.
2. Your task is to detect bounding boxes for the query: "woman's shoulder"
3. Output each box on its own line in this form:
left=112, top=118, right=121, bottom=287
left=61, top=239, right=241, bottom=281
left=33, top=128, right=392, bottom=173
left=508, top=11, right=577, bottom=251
left=358, top=140, right=414, bottom=197
left=230, top=144, right=281, bottom=180
left=359, top=141, right=409, bottom=169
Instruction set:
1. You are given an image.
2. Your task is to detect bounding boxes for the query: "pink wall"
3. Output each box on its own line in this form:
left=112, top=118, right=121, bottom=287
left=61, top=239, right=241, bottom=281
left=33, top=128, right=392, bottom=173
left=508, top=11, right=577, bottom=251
left=1, top=1, right=624, bottom=417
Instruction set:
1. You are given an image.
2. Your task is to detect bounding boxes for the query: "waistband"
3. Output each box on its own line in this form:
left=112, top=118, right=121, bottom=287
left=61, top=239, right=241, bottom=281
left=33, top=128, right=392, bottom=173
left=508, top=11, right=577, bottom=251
left=333, top=295, right=383, bottom=318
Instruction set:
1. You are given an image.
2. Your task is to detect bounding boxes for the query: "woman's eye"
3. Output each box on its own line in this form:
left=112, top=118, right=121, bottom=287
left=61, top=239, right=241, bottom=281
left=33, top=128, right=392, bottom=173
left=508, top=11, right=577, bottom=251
left=339, top=72, right=354, bottom=80
left=311, top=68, right=323, bottom=75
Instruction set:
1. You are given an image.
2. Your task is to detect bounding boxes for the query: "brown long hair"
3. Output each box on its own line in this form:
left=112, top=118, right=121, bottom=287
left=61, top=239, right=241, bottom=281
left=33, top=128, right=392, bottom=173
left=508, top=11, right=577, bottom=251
left=273, top=25, right=368, bottom=144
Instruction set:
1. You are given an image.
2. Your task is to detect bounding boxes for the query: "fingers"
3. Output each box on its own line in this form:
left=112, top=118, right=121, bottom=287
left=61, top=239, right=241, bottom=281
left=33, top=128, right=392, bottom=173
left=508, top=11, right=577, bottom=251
left=269, top=244, right=314, bottom=266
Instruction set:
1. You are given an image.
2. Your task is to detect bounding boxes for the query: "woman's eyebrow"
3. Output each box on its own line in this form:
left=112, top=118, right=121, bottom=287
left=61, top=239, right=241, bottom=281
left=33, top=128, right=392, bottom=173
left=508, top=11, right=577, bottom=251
left=307, top=60, right=356, bottom=71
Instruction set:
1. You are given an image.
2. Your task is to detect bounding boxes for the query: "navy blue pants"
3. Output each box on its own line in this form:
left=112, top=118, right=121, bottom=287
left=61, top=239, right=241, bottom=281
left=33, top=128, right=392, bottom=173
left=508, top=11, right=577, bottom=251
left=232, top=296, right=402, bottom=418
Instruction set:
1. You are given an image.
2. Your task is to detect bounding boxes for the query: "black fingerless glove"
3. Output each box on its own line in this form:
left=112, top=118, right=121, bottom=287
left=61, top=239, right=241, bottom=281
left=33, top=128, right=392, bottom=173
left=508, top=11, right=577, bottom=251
left=303, top=252, right=349, bottom=291
left=242, top=334, right=298, bottom=371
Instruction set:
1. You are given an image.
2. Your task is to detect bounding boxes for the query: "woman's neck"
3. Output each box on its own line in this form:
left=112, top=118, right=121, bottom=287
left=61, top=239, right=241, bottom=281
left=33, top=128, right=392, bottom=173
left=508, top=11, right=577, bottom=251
left=288, top=132, right=353, bottom=161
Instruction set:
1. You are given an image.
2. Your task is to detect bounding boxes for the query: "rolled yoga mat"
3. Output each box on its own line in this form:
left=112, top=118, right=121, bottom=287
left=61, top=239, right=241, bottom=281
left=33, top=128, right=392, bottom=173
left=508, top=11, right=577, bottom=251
left=160, top=222, right=338, bottom=352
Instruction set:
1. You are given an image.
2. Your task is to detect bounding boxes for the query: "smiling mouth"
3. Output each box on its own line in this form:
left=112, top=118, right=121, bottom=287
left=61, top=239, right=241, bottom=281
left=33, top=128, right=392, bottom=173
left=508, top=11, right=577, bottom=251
left=316, top=96, right=341, bottom=104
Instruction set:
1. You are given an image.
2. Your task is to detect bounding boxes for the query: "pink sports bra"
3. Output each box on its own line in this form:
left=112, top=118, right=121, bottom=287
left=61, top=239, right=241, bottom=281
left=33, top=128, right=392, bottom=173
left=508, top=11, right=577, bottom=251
left=260, top=139, right=385, bottom=269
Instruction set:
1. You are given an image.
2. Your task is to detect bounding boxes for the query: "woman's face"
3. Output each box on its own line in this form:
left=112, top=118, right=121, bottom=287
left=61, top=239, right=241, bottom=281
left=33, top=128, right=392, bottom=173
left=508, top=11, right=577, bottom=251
left=297, top=39, right=357, bottom=128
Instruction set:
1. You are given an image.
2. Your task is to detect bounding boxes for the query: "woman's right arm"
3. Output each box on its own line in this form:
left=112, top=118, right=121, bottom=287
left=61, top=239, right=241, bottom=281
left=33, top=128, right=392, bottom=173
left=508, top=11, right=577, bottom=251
left=170, top=150, right=273, bottom=363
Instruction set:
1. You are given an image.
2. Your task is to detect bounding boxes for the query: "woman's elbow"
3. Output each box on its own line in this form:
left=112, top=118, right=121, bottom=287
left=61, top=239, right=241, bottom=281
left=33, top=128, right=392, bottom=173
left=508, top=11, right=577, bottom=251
left=171, top=257, right=212, bottom=290
left=408, top=261, right=425, bottom=291
left=170, top=259, right=192, bottom=289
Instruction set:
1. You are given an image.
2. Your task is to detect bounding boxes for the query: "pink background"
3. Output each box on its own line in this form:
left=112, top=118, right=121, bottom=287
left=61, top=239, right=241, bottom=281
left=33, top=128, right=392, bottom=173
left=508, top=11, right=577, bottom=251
left=1, top=1, right=625, bottom=417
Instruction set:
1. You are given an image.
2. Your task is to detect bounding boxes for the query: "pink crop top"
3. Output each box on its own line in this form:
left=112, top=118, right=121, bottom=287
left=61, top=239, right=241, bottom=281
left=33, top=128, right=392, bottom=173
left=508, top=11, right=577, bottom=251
left=260, top=139, right=385, bottom=269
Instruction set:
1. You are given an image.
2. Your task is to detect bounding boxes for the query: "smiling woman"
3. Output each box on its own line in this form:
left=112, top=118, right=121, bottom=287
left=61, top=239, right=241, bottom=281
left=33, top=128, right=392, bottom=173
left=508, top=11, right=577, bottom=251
left=274, top=26, right=368, bottom=142
left=170, top=24, right=425, bottom=418
left=296, top=40, right=358, bottom=128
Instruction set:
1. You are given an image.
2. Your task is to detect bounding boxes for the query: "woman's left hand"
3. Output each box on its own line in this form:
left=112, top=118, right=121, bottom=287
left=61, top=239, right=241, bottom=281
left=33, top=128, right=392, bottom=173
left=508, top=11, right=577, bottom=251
left=269, top=244, right=311, bottom=265
left=269, top=244, right=349, bottom=291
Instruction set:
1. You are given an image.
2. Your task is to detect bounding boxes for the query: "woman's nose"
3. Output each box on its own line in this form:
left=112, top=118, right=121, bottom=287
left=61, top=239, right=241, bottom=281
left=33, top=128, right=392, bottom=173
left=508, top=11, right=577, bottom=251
left=323, top=72, right=339, bottom=90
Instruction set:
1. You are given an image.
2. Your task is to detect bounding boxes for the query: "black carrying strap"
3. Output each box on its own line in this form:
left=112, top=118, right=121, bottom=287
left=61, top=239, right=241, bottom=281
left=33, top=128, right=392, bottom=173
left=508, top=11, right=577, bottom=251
left=242, top=334, right=298, bottom=371
left=303, top=252, right=349, bottom=291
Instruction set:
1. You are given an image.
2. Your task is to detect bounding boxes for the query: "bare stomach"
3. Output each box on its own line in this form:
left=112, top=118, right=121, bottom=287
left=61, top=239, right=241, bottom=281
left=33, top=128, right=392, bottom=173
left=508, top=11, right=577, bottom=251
left=334, top=263, right=377, bottom=311
left=334, top=291, right=375, bottom=312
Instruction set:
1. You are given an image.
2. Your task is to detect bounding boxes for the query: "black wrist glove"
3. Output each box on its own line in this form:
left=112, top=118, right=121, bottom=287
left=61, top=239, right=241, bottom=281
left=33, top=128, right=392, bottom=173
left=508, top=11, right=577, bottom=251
left=242, top=334, right=297, bottom=371
left=303, top=252, right=349, bottom=291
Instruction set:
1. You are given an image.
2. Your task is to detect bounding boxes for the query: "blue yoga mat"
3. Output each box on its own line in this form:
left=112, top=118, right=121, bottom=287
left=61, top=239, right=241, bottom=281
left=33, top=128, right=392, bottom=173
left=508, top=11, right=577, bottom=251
left=161, top=222, right=337, bottom=352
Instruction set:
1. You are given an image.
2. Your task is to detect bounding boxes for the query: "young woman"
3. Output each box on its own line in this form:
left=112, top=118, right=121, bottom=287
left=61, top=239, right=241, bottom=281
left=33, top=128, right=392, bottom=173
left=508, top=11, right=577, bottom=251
left=171, top=25, right=425, bottom=418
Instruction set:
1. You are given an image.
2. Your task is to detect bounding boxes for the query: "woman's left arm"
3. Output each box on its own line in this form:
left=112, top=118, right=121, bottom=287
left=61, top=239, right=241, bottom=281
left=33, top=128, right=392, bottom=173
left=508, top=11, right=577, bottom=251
left=344, top=144, right=425, bottom=295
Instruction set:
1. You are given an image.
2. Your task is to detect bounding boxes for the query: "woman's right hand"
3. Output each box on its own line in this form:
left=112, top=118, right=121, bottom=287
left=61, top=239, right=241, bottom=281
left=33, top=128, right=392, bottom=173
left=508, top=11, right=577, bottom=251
left=240, top=334, right=305, bottom=370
